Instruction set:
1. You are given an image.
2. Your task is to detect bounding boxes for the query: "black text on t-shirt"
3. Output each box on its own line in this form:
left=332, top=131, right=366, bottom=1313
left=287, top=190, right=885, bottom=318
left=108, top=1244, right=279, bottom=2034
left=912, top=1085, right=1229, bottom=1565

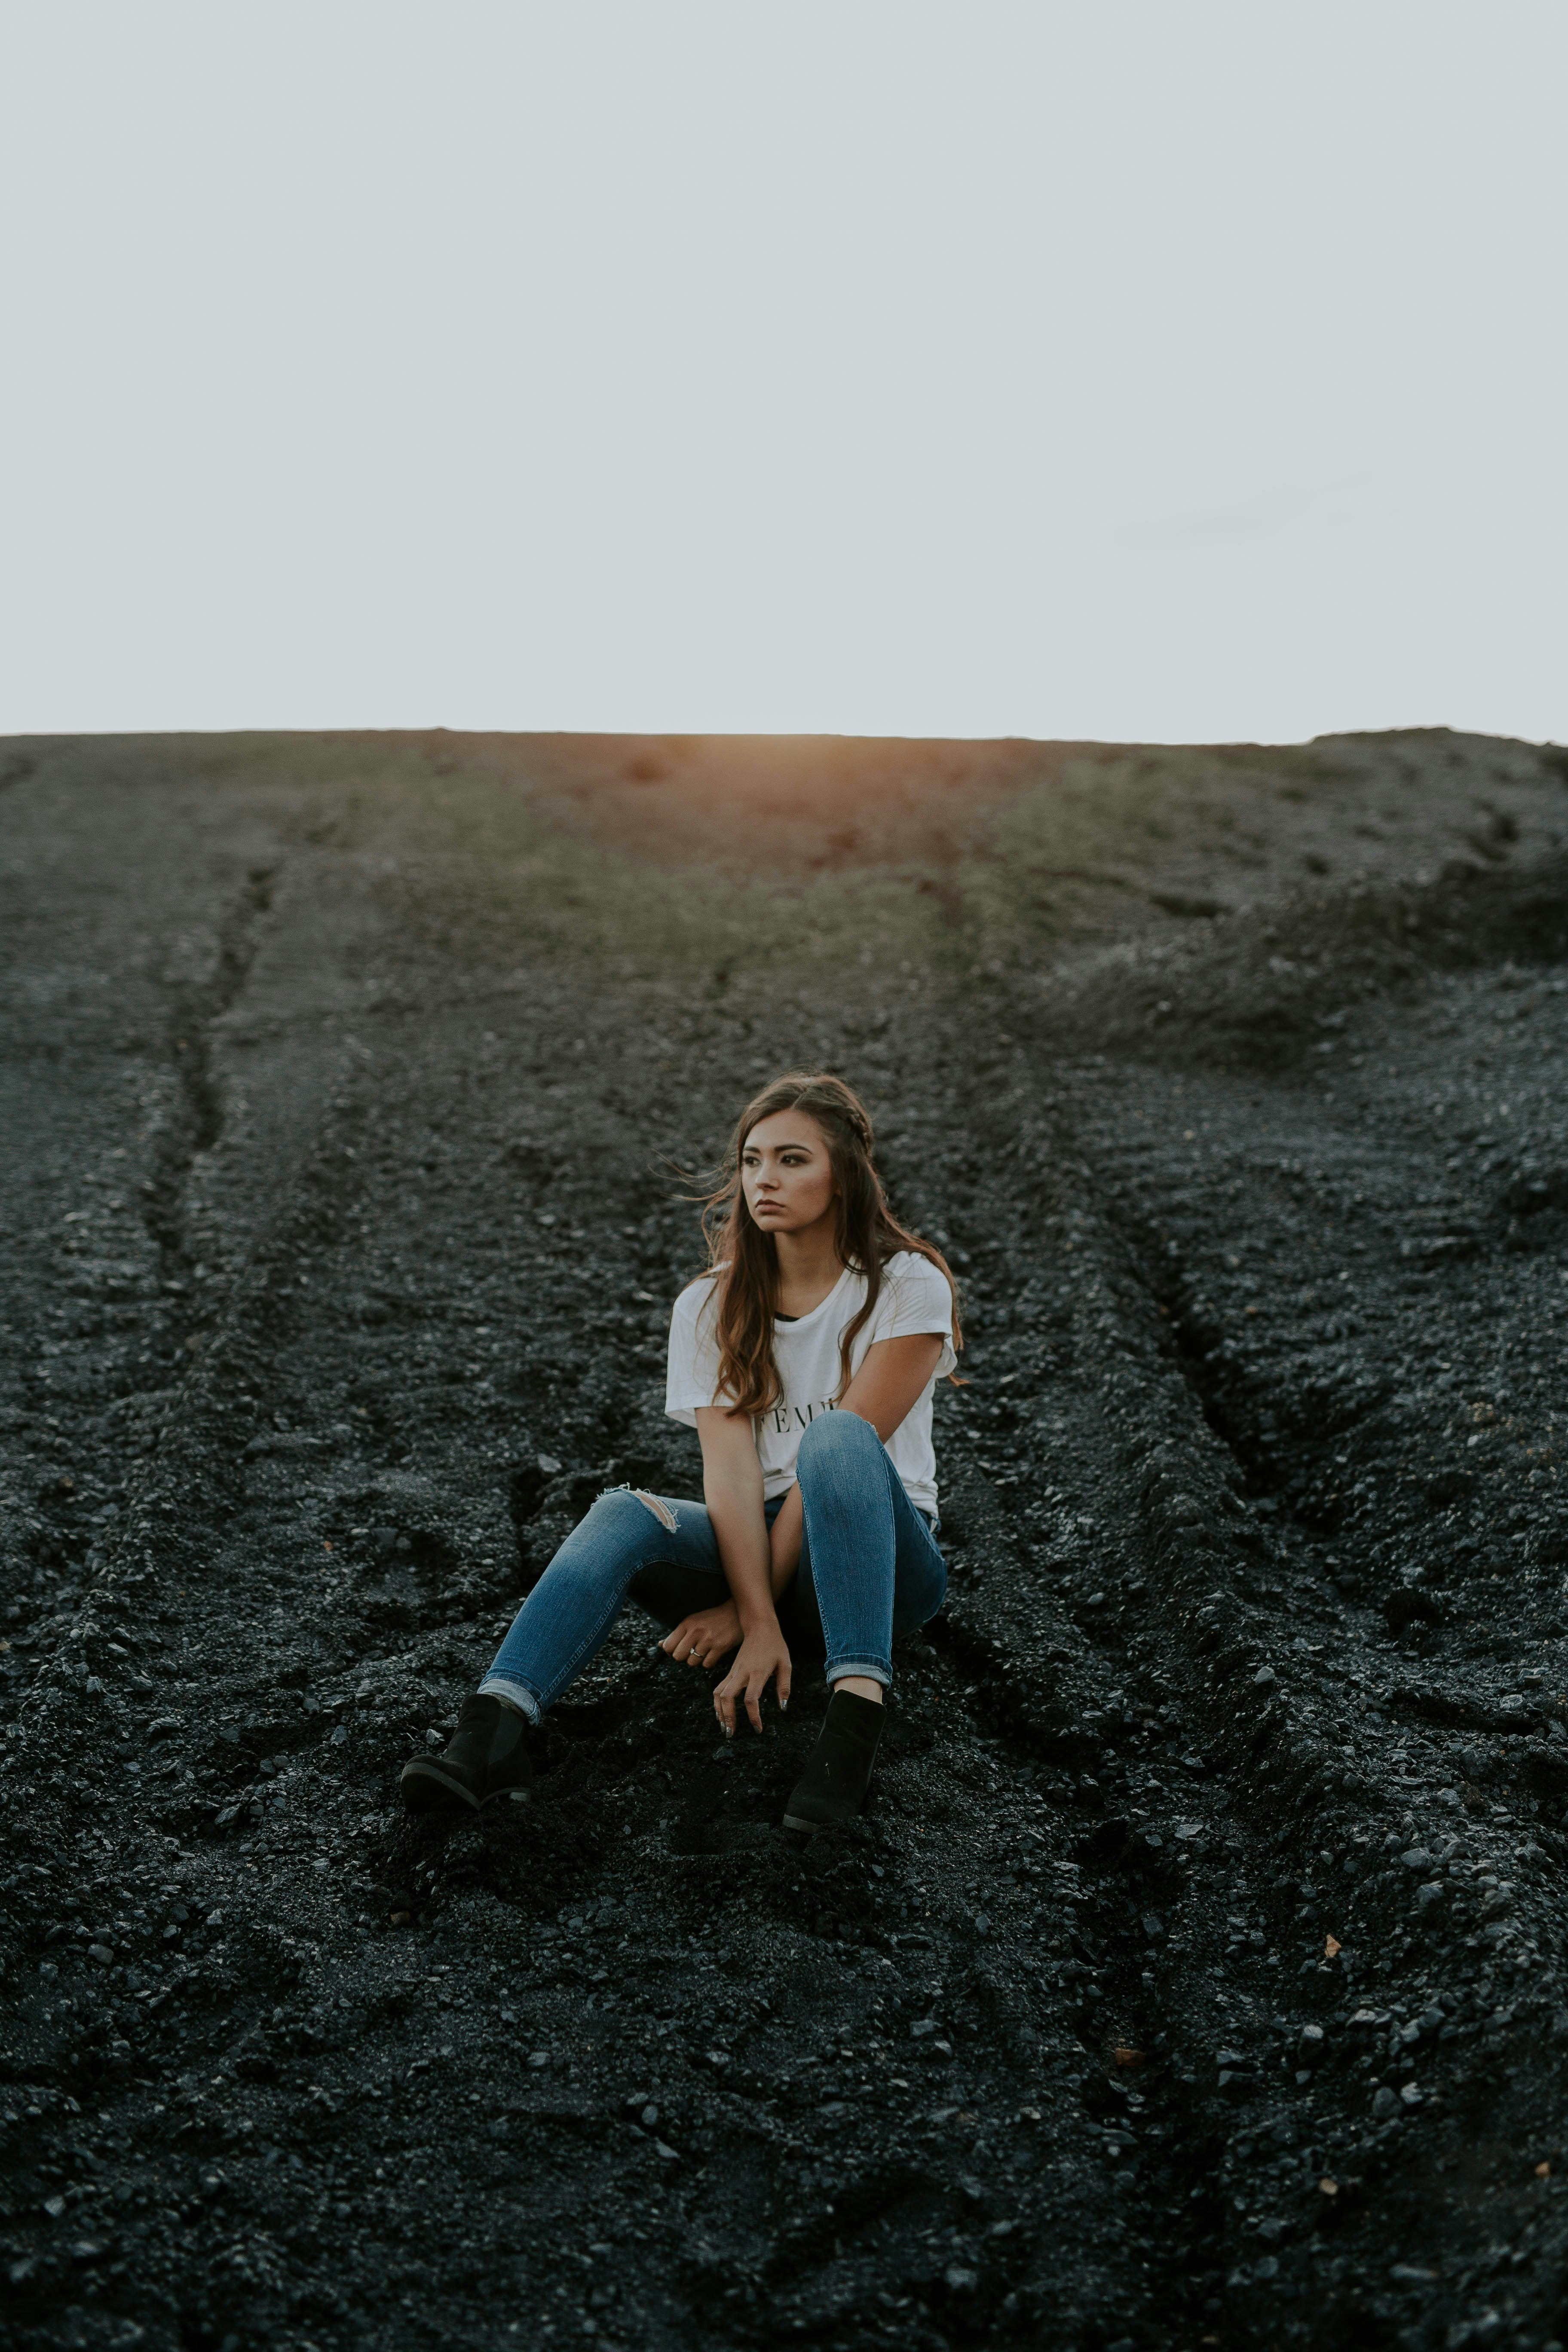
left=768, top=1397, right=841, bottom=1435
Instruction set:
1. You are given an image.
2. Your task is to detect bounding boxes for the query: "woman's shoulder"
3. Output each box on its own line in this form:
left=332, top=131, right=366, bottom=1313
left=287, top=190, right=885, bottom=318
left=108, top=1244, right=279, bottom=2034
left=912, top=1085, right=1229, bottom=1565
left=671, top=1270, right=723, bottom=1319
left=881, top=1247, right=949, bottom=1286
left=873, top=1250, right=953, bottom=1320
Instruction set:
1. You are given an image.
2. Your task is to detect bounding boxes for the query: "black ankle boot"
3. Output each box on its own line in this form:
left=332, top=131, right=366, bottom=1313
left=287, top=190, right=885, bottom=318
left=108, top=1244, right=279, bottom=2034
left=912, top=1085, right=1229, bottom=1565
left=783, top=1689, right=885, bottom=1833
left=399, top=1695, right=534, bottom=1815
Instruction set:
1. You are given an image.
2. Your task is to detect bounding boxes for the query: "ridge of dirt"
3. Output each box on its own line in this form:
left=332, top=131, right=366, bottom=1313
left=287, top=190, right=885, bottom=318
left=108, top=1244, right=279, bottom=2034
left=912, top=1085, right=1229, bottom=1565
left=1, top=728, right=1566, bottom=2352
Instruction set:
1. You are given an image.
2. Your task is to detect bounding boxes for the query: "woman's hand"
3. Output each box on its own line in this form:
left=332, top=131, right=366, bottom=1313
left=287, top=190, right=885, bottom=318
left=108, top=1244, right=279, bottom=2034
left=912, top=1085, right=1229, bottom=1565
left=693, top=1404, right=786, bottom=1731
left=660, top=1603, right=741, bottom=1671
left=714, top=1624, right=792, bottom=1736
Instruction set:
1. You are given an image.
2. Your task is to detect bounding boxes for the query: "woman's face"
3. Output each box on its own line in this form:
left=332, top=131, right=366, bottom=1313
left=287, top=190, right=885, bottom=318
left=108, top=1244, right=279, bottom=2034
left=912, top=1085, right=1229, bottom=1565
left=741, top=1110, right=837, bottom=1237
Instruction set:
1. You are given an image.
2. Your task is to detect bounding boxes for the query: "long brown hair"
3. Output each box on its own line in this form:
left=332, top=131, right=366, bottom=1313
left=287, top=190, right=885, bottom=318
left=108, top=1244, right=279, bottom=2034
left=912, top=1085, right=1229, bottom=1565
left=695, top=1071, right=962, bottom=1418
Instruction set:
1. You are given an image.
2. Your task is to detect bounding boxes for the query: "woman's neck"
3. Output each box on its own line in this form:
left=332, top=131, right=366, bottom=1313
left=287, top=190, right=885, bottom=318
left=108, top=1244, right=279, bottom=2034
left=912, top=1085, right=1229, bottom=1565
left=772, top=1219, right=844, bottom=1319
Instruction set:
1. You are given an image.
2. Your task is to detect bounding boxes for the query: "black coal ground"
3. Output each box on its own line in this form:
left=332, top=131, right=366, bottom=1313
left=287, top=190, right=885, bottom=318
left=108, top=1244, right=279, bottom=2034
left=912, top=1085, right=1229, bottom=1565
left=3, top=730, right=1568, bottom=2352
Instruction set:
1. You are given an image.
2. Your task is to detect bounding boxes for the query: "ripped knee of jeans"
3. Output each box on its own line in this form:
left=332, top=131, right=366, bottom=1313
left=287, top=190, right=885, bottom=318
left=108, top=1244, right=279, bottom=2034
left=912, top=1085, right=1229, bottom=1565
left=627, top=1488, right=677, bottom=1533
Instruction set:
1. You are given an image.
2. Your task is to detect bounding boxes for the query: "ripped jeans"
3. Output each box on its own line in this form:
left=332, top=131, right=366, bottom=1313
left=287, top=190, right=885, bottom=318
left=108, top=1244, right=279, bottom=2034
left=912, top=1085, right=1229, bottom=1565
left=478, top=1409, right=946, bottom=1721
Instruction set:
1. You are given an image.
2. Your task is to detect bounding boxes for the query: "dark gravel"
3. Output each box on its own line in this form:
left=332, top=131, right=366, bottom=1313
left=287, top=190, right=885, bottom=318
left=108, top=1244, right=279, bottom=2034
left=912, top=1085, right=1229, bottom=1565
left=2, top=726, right=1568, bottom=2351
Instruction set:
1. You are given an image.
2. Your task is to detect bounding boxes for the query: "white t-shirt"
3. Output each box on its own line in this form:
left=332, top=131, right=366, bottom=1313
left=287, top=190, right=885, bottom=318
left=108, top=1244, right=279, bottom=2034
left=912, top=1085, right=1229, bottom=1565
left=664, top=1251, right=956, bottom=1513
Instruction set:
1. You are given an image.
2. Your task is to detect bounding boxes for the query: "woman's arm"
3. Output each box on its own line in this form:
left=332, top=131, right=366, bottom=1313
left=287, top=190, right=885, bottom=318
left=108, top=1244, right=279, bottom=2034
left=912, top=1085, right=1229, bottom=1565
left=766, top=1331, right=945, bottom=1589
left=692, top=1405, right=792, bottom=1733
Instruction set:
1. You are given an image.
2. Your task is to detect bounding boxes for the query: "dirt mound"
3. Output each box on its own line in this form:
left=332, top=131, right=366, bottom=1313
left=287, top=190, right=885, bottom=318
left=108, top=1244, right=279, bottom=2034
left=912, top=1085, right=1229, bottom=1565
left=1, top=726, right=1566, bottom=2349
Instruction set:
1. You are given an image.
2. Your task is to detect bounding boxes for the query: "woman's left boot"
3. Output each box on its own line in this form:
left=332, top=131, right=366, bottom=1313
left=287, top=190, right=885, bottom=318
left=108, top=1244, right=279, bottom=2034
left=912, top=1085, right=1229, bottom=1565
left=783, top=1689, right=885, bottom=1833
left=400, top=1695, right=533, bottom=1814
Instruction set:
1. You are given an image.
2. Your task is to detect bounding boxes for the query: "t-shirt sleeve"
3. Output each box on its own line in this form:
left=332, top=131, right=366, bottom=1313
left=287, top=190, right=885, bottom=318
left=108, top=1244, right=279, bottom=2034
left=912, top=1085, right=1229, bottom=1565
left=665, top=1280, right=727, bottom=1427
left=871, top=1253, right=958, bottom=1379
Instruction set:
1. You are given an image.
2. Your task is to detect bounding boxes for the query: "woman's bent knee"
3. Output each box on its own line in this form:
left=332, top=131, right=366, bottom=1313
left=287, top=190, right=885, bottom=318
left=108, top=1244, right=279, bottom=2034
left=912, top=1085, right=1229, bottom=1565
left=547, top=1488, right=661, bottom=1580
left=797, top=1409, right=880, bottom=1466
left=582, top=1486, right=661, bottom=1537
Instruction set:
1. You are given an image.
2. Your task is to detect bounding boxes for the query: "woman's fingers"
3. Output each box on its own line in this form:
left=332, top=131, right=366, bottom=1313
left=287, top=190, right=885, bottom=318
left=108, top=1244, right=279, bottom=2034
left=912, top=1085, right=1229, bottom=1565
left=711, top=1663, right=777, bottom=1735
left=662, top=1615, right=724, bottom=1668
left=776, top=1654, right=792, bottom=1714
left=714, top=1666, right=745, bottom=1734
left=656, top=1613, right=740, bottom=1671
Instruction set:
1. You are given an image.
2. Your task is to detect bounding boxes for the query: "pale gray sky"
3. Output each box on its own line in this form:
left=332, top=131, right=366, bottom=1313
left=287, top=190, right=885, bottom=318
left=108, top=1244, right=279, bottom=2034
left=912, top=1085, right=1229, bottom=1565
left=2, top=3, right=1563, bottom=745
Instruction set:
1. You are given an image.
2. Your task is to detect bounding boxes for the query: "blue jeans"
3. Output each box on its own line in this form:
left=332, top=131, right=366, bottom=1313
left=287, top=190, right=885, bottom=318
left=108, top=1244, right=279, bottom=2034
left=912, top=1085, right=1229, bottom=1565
left=478, top=1410, right=947, bottom=1721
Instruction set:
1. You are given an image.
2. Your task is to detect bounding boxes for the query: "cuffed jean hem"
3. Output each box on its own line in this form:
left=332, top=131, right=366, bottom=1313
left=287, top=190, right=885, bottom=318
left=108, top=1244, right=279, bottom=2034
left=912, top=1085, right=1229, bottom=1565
left=477, top=1675, right=543, bottom=1725
left=825, top=1657, right=892, bottom=1690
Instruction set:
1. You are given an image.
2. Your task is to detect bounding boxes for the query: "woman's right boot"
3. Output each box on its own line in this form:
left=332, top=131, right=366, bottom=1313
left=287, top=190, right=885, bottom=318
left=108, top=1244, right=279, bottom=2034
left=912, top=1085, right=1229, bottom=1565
left=783, top=1688, right=885, bottom=1833
left=400, top=1694, right=533, bottom=1814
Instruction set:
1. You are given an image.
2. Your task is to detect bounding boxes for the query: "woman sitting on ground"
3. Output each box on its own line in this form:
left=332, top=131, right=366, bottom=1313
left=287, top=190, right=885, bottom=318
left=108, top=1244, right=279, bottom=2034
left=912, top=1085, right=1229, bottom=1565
left=401, top=1071, right=960, bottom=1831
